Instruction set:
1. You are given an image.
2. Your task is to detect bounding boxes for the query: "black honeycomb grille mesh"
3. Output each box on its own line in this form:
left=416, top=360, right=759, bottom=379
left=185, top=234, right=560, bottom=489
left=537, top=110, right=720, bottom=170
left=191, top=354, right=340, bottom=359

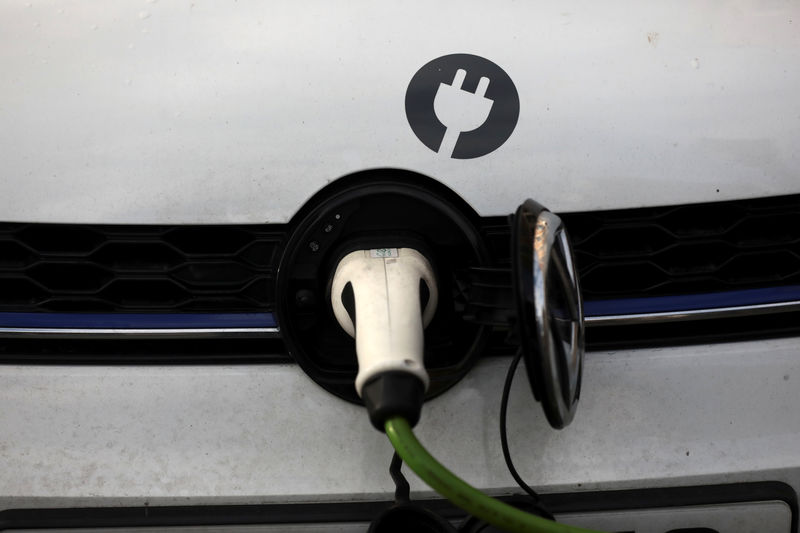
left=0, top=224, right=284, bottom=312
left=482, top=194, right=800, bottom=300
left=566, top=194, right=800, bottom=298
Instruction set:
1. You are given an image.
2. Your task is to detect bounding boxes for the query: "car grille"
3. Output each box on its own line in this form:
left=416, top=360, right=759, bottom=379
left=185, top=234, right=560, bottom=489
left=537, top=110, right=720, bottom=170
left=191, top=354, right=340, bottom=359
left=0, top=224, right=283, bottom=312
left=568, top=194, right=800, bottom=299
left=482, top=194, right=800, bottom=301
left=1, top=194, right=798, bottom=354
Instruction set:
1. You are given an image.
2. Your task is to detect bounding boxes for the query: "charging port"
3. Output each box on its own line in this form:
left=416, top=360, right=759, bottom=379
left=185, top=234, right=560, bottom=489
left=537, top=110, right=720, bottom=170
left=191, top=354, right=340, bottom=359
left=275, top=170, right=491, bottom=404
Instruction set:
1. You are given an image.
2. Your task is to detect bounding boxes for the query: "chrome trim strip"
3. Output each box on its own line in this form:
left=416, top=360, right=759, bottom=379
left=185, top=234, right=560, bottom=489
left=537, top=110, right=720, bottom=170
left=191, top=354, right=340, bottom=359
left=585, top=300, right=800, bottom=326
left=3, top=301, right=799, bottom=335
left=0, top=327, right=281, bottom=339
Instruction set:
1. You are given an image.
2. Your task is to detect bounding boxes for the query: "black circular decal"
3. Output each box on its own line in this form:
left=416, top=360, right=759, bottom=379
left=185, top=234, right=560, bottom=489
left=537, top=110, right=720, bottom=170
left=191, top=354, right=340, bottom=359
left=405, top=54, right=520, bottom=159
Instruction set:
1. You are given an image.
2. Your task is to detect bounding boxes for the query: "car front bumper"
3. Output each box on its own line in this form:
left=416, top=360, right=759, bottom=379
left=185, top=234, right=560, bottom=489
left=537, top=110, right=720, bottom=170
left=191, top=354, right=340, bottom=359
left=1, top=336, right=798, bottom=512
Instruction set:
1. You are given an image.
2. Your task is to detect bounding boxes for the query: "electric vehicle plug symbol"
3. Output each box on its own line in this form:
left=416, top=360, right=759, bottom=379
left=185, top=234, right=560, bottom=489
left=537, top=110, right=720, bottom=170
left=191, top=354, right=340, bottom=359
left=406, top=54, right=518, bottom=159
left=433, top=69, right=494, bottom=158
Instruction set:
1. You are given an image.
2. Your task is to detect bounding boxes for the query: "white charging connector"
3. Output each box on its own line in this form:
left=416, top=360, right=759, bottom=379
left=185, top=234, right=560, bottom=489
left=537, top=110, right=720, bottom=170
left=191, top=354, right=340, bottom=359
left=330, top=247, right=438, bottom=429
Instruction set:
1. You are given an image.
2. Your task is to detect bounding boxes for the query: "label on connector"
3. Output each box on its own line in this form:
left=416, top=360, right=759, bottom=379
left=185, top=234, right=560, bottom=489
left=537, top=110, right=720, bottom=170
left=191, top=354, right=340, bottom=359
left=370, top=248, right=399, bottom=258
left=405, top=54, right=519, bottom=159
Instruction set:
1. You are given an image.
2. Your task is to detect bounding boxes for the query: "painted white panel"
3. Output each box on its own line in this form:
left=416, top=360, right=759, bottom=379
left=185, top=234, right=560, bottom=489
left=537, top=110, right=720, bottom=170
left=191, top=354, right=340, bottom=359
left=1, top=1, right=799, bottom=223
left=1, top=336, right=799, bottom=507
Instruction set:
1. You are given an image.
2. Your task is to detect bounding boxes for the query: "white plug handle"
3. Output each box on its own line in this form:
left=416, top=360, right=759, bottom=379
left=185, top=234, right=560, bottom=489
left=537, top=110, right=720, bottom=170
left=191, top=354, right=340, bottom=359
left=331, top=248, right=437, bottom=397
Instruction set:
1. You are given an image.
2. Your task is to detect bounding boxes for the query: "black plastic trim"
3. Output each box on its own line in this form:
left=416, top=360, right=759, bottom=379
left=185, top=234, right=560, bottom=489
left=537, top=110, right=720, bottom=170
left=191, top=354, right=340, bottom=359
left=362, top=371, right=425, bottom=430
left=0, top=337, right=291, bottom=364
left=0, top=482, right=794, bottom=531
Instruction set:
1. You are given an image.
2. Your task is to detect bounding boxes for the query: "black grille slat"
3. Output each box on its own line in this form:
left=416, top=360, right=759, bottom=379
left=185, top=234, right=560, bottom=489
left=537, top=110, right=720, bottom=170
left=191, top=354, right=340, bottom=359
left=0, top=337, right=290, bottom=364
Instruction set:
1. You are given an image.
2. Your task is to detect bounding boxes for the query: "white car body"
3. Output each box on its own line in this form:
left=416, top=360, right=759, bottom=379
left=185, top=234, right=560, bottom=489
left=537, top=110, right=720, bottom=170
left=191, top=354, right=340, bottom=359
left=1, top=1, right=799, bottom=531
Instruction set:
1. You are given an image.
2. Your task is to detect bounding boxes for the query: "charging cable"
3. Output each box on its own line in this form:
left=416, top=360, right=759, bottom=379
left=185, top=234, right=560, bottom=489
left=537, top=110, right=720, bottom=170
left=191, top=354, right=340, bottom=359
left=330, top=246, right=604, bottom=532
left=385, top=417, right=603, bottom=533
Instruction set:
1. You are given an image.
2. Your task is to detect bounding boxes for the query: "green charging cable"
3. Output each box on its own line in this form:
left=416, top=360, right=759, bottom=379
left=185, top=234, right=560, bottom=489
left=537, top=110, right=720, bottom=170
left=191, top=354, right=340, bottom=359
left=385, top=417, right=604, bottom=533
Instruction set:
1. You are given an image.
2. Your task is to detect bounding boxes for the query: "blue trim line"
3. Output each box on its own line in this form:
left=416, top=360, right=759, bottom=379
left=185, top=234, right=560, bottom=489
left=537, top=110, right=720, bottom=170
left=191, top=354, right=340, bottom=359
left=584, top=285, right=800, bottom=317
left=1, top=286, right=798, bottom=329
left=0, top=312, right=277, bottom=329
